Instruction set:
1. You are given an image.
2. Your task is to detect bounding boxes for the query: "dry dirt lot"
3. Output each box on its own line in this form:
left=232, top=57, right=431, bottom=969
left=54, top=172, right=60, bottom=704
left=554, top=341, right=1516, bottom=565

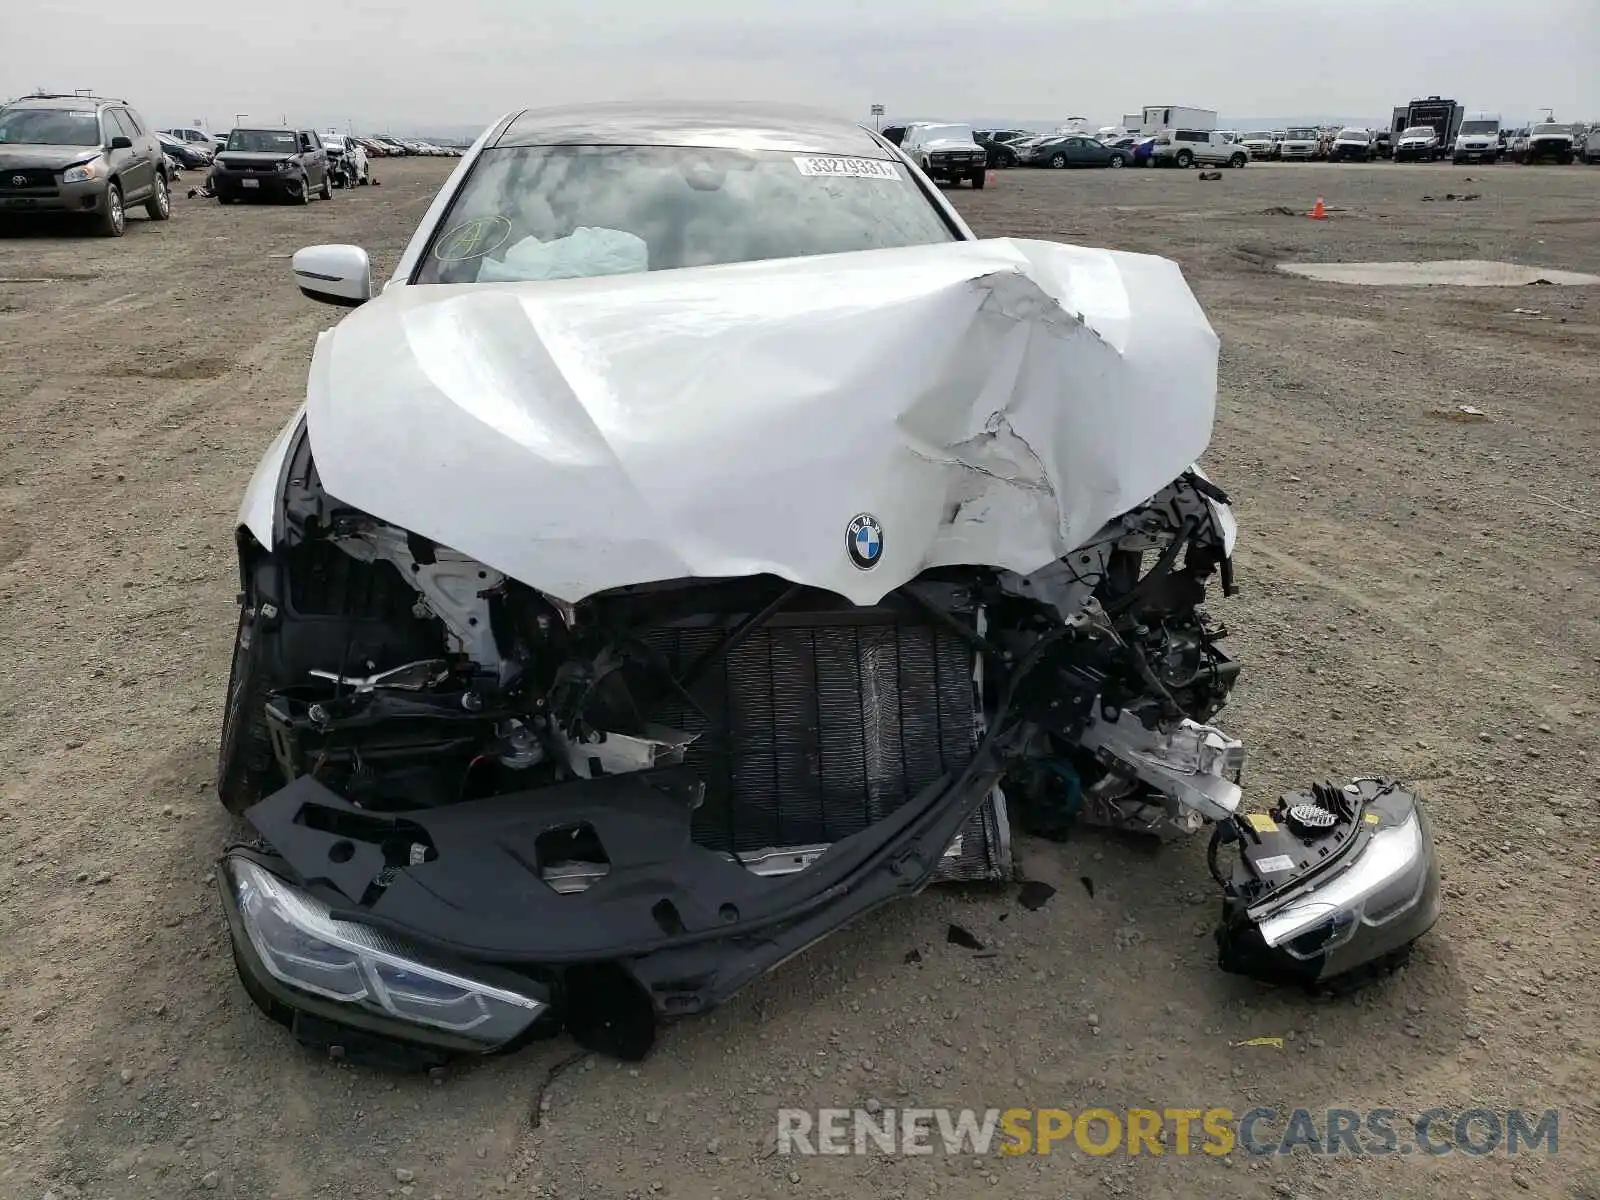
left=1, top=157, right=1597, bottom=1200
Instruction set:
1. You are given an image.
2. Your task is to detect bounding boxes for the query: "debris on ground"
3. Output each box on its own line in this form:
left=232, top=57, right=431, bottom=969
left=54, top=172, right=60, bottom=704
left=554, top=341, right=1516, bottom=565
left=1198, top=170, right=1222, bottom=181
left=1016, top=881, right=1057, bottom=911
left=1421, top=193, right=1480, bottom=202
left=1430, top=404, right=1491, bottom=422
left=946, top=924, right=985, bottom=950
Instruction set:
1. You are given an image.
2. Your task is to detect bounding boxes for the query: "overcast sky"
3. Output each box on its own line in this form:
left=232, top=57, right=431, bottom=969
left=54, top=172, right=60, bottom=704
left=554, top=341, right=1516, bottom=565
left=4, top=0, right=1596, bottom=134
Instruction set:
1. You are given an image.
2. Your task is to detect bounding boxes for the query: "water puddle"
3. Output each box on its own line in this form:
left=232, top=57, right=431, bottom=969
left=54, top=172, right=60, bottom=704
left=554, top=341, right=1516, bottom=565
left=1276, top=259, right=1600, bottom=286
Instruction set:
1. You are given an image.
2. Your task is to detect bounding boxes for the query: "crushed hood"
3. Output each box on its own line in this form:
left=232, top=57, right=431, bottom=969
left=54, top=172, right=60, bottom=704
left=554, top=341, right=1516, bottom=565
left=304, top=237, right=1218, bottom=606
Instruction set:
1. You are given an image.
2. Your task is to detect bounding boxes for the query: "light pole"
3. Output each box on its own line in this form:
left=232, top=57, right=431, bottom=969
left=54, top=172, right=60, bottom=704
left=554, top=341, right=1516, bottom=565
left=235, top=112, right=248, bottom=127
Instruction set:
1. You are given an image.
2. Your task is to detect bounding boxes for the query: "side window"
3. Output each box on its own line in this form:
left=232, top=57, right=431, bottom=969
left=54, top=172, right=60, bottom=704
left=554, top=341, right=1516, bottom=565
left=122, top=108, right=146, bottom=134
left=298, top=131, right=313, bottom=152
left=307, top=131, right=322, bottom=149
left=106, top=109, right=137, bottom=142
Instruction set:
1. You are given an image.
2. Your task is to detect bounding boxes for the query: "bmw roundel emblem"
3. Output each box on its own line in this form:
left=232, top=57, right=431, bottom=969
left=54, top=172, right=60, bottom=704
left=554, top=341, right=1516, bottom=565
left=846, top=513, right=883, bottom=570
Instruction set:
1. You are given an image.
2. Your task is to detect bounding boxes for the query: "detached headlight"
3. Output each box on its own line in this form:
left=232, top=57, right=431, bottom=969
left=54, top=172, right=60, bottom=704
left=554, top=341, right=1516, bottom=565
left=224, top=856, right=546, bottom=1047
left=1254, top=810, right=1431, bottom=956
left=61, top=157, right=103, bottom=184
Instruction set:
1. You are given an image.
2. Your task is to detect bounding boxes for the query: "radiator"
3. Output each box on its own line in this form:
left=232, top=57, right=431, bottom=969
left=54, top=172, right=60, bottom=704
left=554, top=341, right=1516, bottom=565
left=641, top=606, right=1008, bottom=882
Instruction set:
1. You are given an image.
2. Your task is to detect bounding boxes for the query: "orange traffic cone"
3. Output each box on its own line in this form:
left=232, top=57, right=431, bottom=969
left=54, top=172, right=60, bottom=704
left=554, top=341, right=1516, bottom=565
left=987, top=169, right=998, bottom=186
left=1309, top=197, right=1328, bottom=220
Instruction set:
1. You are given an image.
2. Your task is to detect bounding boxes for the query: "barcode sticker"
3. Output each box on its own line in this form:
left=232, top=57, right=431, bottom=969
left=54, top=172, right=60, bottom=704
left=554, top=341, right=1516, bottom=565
left=794, top=156, right=902, bottom=180
left=1255, top=854, right=1299, bottom=875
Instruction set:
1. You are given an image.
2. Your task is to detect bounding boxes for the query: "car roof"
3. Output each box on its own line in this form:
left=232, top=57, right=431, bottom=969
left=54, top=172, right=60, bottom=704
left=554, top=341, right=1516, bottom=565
left=493, top=101, right=892, bottom=158
left=5, top=94, right=121, bottom=111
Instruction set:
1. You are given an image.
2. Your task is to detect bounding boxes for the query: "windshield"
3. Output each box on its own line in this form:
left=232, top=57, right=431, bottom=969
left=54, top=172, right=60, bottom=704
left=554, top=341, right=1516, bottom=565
left=1244, top=132, right=1275, bottom=141
left=0, top=107, right=102, bottom=146
left=1531, top=124, right=1569, bottom=136
left=1401, top=127, right=1435, bottom=140
left=1286, top=128, right=1318, bottom=139
left=1460, top=120, right=1498, bottom=134
left=414, top=145, right=955, bottom=286
left=1338, top=128, right=1369, bottom=140
left=918, top=125, right=974, bottom=143
left=226, top=129, right=298, bottom=153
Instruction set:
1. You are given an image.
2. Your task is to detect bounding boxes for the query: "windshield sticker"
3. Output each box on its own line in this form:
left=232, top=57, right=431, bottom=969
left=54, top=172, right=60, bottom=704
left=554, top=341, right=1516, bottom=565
left=793, top=156, right=901, bottom=181
left=433, top=214, right=513, bottom=263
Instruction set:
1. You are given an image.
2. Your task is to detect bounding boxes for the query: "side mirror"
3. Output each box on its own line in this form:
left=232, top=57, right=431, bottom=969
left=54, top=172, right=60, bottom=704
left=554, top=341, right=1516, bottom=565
left=291, top=244, right=373, bottom=308
left=109, top=135, right=134, bottom=150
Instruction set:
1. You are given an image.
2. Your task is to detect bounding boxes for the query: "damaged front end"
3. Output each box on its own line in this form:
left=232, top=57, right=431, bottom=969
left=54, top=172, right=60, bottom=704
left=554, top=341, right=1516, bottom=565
left=217, top=439, right=1438, bottom=1064
left=216, top=237, right=1440, bottom=1063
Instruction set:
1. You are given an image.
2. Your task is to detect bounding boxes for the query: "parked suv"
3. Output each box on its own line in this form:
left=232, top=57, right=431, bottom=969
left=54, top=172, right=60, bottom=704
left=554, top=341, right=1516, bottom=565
left=211, top=128, right=331, bottom=203
left=1152, top=129, right=1249, bottom=169
left=0, top=93, right=173, bottom=236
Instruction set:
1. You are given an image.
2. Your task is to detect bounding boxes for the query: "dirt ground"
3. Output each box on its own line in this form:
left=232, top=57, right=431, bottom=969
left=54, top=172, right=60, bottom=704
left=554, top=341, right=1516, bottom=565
left=2, top=156, right=1597, bottom=1200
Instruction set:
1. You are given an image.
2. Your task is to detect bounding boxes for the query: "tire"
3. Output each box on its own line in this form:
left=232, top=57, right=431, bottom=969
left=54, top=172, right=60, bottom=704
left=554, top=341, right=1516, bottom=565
left=319, top=171, right=332, bottom=200
left=92, top=183, right=125, bottom=237
left=1049, top=153, right=1067, bottom=169
left=1175, top=150, right=1194, bottom=168
left=144, top=172, right=171, bottom=220
left=294, top=174, right=310, bottom=205
left=1108, top=154, right=1125, bottom=168
left=1559, top=154, right=1573, bottom=166
left=969, top=168, right=986, bottom=189
left=1229, top=153, right=1247, bottom=168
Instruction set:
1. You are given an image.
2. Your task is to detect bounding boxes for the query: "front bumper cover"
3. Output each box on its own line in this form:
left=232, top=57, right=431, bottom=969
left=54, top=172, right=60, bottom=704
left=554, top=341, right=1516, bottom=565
left=222, top=739, right=1010, bottom=1061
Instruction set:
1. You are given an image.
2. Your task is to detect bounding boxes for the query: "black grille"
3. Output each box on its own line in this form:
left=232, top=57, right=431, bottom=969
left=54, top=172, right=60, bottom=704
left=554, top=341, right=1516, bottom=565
left=0, top=168, right=58, bottom=190
left=641, top=608, right=1003, bottom=878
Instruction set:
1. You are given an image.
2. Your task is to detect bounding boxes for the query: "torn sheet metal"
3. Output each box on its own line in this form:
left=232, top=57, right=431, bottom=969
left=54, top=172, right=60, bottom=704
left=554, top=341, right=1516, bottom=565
left=303, top=237, right=1219, bottom=605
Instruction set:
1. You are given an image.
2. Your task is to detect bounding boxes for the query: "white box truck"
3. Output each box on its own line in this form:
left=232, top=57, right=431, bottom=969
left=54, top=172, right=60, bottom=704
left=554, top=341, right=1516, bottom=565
left=1141, top=106, right=1218, bottom=134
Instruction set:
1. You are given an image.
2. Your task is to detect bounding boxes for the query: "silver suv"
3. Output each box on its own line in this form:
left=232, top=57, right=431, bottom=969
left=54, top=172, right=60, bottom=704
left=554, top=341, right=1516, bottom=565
left=0, top=92, right=173, bottom=236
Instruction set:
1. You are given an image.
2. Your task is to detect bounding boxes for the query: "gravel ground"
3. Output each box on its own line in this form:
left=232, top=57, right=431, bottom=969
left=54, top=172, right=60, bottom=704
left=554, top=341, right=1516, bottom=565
left=1, top=157, right=1597, bottom=1200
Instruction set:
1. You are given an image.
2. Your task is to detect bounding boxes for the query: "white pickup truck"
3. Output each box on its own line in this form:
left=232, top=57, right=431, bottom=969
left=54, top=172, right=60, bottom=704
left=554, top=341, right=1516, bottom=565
left=899, top=123, right=989, bottom=188
left=1277, top=127, right=1321, bottom=161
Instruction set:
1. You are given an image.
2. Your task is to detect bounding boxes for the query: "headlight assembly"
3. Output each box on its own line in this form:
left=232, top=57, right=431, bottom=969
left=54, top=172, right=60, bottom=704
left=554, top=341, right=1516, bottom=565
left=61, top=158, right=103, bottom=184
left=222, top=856, right=546, bottom=1048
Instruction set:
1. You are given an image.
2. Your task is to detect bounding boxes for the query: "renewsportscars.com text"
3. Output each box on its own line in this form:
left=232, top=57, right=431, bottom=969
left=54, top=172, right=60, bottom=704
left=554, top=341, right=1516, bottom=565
left=776, top=1107, right=1559, bottom=1157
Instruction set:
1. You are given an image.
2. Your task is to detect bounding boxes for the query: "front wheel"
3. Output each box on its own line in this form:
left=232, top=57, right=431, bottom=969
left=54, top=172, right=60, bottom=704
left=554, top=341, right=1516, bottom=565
left=1175, top=150, right=1194, bottom=168
left=145, top=172, right=171, bottom=220
left=969, top=168, right=986, bottom=189
left=1229, top=153, right=1247, bottom=168
left=1108, top=154, right=1125, bottom=168
left=93, top=183, right=125, bottom=237
left=294, top=174, right=310, bottom=204
left=319, top=171, right=332, bottom=200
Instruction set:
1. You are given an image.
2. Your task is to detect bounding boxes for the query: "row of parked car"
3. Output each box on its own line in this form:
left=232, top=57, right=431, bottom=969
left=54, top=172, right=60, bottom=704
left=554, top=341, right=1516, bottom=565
left=160, top=125, right=463, bottom=163
left=0, top=89, right=455, bottom=236
left=1239, top=123, right=1598, bottom=165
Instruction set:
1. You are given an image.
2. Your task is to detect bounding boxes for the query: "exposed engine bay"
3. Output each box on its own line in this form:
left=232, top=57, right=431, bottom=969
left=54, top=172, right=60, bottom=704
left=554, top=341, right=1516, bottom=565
left=218, top=427, right=1439, bottom=1064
